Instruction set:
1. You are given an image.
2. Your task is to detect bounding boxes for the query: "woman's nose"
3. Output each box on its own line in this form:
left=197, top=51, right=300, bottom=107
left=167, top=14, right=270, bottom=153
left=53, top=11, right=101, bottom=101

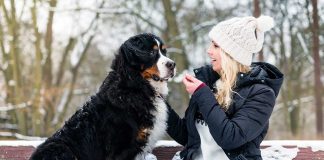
left=207, top=45, right=212, bottom=56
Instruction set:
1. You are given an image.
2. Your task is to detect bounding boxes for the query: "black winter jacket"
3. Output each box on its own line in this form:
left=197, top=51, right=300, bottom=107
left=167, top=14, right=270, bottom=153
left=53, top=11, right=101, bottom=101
left=167, top=62, right=284, bottom=160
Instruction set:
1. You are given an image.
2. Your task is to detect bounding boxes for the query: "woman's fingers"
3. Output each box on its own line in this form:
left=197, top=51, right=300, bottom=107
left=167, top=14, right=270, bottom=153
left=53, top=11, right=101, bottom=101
left=185, top=74, right=199, bottom=82
left=184, top=74, right=194, bottom=82
left=182, top=77, right=189, bottom=85
left=182, top=74, right=204, bottom=94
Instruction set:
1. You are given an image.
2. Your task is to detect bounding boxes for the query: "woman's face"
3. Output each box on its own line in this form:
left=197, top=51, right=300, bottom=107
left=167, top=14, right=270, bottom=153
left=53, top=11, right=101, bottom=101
left=207, top=41, right=222, bottom=73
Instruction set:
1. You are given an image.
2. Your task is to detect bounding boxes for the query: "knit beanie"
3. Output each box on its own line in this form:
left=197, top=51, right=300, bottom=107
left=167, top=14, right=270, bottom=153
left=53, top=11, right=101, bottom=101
left=208, top=15, right=274, bottom=66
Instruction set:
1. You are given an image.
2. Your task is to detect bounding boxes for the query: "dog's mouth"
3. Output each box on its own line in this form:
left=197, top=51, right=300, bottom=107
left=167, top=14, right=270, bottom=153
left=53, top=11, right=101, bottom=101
left=152, top=70, right=175, bottom=82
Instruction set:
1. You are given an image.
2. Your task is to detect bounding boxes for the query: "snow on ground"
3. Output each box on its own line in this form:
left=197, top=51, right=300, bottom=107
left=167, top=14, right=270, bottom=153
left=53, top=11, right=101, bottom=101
left=155, top=140, right=181, bottom=147
left=262, top=140, right=324, bottom=152
left=155, top=140, right=324, bottom=160
left=261, top=145, right=299, bottom=160
left=0, top=140, right=43, bottom=148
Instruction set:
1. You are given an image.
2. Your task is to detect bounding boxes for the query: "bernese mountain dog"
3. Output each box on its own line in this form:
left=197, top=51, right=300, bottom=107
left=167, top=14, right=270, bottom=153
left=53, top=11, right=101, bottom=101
left=30, top=33, right=176, bottom=160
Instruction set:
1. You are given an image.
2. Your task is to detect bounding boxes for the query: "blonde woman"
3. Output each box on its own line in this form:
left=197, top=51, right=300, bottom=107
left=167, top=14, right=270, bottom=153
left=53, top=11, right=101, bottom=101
left=167, top=16, right=284, bottom=160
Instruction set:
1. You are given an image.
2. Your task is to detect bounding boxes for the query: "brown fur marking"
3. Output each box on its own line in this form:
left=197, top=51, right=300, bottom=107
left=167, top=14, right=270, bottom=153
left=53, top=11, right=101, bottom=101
left=141, top=65, right=159, bottom=79
left=136, top=127, right=150, bottom=144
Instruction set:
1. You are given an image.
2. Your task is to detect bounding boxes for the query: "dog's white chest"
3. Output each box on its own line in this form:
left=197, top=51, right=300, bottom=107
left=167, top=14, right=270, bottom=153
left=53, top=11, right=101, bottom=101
left=138, top=97, right=168, bottom=156
left=147, top=97, right=168, bottom=150
left=134, top=97, right=168, bottom=160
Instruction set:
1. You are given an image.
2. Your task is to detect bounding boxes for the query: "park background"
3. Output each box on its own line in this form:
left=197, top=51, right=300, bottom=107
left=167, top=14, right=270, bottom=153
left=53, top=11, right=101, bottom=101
left=0, top=0, right=323, bottom=141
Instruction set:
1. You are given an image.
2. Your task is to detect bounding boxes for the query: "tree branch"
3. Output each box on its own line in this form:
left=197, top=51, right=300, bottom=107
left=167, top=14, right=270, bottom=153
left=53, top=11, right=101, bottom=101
left=0, top=16, right=7, bottom=62
left=18, top=0, right=26, bottom=22
left=305, top=0, right=312, bottom=28
left=174, top=0, right=185, bottom=13
left=44, top=6, right=164, bottom=31
left=55, top=1, right=105, bottom=127
left=82, top=8, right=164, bottom=31
left=55, top=35, right=95, bottom=128
left=0, top=101, right=31, bottom=112
left=129, top=10, right=164, bottom=31
left=0, top=0, right=11, bottom=25
left=42, top=0, right=57, bottom=87
left=55, top=37, right=76, bottom=87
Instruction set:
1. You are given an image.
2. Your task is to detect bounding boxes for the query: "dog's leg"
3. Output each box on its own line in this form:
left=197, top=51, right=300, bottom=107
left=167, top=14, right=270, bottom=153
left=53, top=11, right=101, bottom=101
left=134, top=152, right=157, bottom=160
left=30, top=142, right=77, bottom=160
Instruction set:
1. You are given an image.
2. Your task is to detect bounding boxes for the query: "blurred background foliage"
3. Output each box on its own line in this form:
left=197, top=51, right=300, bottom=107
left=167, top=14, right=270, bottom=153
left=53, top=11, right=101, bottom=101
left=0, top=0, right=323, bottom=140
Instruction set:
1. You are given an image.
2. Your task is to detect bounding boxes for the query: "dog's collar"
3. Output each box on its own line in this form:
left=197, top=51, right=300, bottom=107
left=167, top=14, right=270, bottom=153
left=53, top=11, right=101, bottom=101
left=156, top=93, right=166, bottom=100
left=152, top=74, right=168, bottom=82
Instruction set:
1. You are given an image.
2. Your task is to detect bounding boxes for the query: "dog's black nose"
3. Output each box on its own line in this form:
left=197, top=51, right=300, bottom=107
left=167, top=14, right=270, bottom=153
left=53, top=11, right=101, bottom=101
left=166, top=61, right=176, bottom=70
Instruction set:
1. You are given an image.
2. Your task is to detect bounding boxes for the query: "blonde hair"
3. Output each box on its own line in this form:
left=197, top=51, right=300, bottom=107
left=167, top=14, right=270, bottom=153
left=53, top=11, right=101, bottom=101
left=215, top=49, right=251, bottom=110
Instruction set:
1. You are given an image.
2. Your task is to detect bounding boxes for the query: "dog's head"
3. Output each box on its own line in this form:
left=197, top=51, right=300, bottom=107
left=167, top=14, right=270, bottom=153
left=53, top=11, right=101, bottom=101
left=112, top=33, right=176, bottom=84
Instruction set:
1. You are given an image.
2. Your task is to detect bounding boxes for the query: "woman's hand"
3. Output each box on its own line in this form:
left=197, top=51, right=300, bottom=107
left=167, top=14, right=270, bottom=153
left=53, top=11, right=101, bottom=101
left=182, top=74, right=205, bottom=94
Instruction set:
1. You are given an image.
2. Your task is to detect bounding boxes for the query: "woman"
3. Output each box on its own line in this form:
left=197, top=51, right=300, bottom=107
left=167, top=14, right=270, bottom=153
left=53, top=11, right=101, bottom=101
left=167, top=16, right=284, bottom=160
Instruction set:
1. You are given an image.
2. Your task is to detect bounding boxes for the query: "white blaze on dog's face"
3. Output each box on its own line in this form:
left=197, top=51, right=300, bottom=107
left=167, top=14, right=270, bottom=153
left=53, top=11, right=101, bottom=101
left=141, top=39, right=176, bottom=96
left=154, top=39, right=176, bottom=80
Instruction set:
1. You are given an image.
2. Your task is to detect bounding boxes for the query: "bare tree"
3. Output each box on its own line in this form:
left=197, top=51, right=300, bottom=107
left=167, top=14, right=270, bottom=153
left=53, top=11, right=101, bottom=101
left=310, top=0, right=323, bottom=136
left=253, top=0, right=264, bottom=62
left=266, top=0, right=311, bottom=137
left=0, top=0, right=106, bottom=137
left=161, top=0, right=189, bottom=113
left=0, top=0, right=26, bottom=134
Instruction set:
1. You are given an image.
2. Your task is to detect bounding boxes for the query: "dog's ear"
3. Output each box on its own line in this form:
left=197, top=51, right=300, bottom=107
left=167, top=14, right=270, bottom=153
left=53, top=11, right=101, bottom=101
left=121, top=33, right=160, bottom=70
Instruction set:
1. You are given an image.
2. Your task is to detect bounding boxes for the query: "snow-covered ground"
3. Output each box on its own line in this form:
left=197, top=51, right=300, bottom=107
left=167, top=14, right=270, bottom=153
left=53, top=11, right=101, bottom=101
left=0, top=140, right=43, bottom=148
left=155, top=140, right=324, bottom=160
left=1, top=140, right=324, bottom=159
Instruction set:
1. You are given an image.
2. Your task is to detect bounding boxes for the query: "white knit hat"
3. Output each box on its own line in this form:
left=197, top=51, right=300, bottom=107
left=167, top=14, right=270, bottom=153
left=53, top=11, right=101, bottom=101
left=208, top=15, right=274, bottom=66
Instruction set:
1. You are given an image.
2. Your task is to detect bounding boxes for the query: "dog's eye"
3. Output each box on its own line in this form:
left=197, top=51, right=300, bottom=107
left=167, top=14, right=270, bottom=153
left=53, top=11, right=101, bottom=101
left=160, top=48, right=167, bottom=56
left=161, top=45, right=167, bottom=56
left=151, top=50, right=158, bottom=56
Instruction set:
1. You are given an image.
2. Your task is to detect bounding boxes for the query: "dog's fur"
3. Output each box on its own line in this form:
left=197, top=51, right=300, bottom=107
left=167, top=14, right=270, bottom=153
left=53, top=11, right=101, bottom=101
left=30, top=33, right=175, bottom=160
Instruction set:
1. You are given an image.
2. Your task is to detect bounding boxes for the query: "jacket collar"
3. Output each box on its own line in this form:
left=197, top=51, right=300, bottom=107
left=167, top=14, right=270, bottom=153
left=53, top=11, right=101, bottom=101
left=193, top=65, right=220, bottom=88
left=193, top=62, right=284, bottom=96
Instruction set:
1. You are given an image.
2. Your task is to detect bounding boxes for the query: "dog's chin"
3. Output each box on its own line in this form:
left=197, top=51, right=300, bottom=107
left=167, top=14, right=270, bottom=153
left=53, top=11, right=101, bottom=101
left=160, top=69, right=176, bottom=82
left=160, top=74, right=174, bottom=82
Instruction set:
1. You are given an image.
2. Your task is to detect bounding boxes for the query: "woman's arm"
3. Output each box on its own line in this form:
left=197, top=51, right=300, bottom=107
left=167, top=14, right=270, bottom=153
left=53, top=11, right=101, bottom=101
left=192, top=85, right=276, bottom=150
left=166, top=103, right=188, bottom=146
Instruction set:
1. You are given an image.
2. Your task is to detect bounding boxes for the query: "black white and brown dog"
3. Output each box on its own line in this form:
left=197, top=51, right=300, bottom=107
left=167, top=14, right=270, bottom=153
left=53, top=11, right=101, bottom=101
left=30, top=33, right=176, bottom=160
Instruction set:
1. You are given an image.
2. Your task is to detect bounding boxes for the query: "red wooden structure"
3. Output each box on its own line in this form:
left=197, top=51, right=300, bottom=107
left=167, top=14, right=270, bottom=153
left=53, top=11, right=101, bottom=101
left=0, top=140, right=324, bottom=160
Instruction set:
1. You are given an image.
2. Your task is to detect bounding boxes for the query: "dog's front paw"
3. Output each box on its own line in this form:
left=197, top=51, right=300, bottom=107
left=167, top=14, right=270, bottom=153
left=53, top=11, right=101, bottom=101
left=143, top=153, right=157, bottom=160
left=135, top=152, right=157, bottom=160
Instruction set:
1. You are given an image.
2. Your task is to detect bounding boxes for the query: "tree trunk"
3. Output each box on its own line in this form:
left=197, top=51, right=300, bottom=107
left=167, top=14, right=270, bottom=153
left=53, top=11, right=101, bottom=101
left=276, top=14, right=291, bottom=135
left=6, top=0, right=28, bottom=135
left=288, top=22, right=303, bottom=136
left=42, top=0, right=57, bottom=135
left=253, top=0, right=264, bottom=62
left=31, top=0, right=43, bottom=136
left=311, top=0, right=323, bottom=136
left=161, top=0, right=189, bottom=115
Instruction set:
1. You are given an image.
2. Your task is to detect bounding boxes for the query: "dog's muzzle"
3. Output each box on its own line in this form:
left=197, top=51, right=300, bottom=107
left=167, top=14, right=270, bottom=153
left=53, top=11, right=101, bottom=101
left=152, top=61, right=176, bottom=82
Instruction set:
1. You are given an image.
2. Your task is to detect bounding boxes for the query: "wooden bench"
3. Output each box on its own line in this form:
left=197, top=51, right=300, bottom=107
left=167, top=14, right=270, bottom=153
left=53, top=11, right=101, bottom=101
left=1, top=140, right=324, bottom=159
